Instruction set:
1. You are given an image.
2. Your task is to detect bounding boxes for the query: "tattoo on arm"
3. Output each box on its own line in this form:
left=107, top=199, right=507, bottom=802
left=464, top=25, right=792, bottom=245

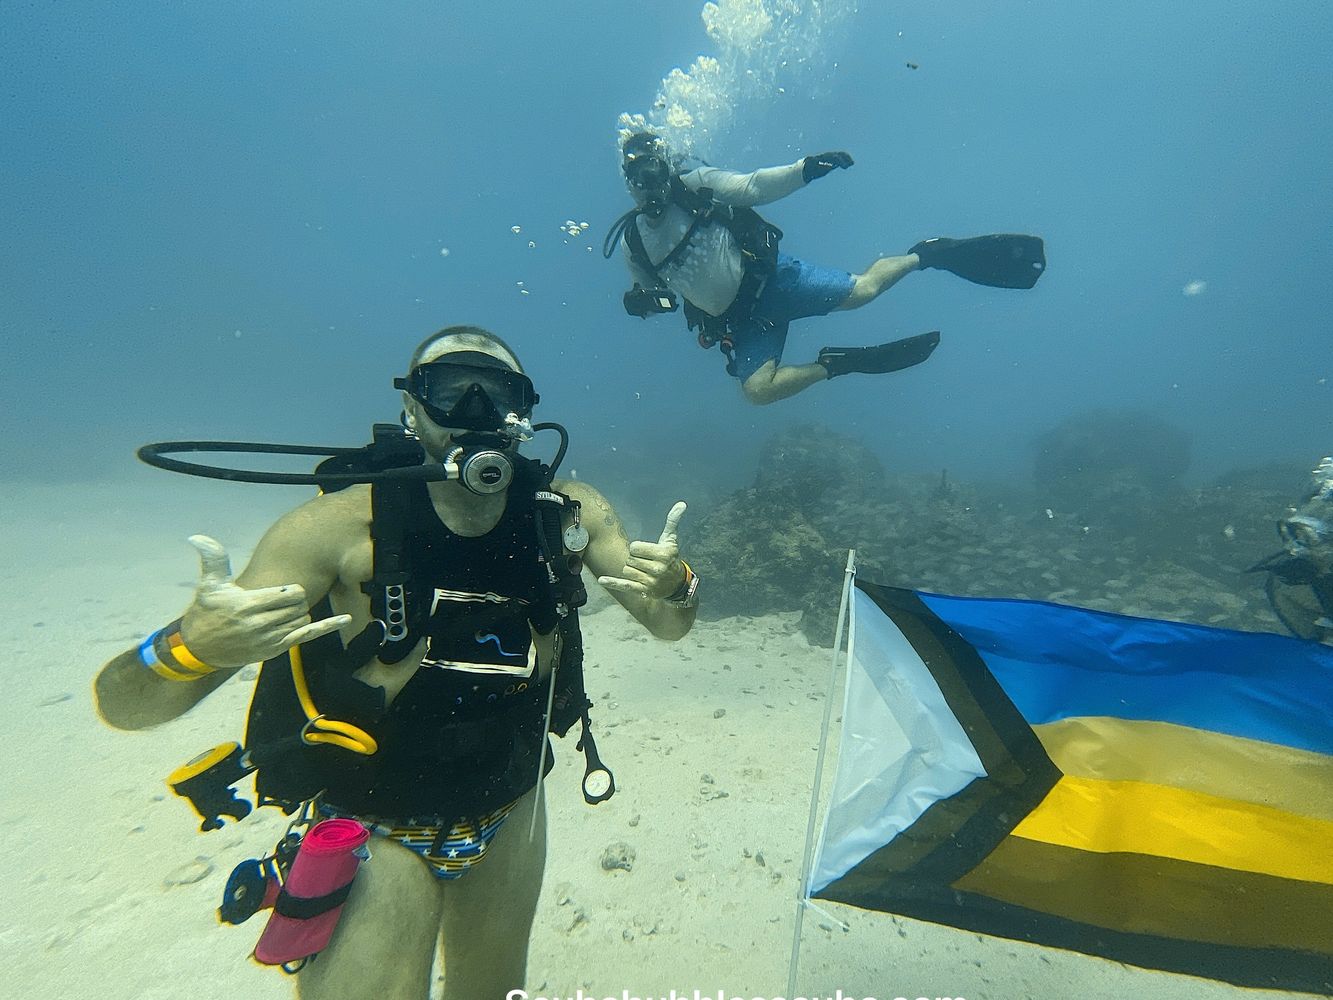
left=592, top=495, right=618, bottom=530
left=585, top=489, right=630, bottom=551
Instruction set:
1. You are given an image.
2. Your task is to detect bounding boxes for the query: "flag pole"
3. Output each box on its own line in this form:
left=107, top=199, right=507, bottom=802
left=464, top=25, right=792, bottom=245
left=786, top=549, right=856, bottom=998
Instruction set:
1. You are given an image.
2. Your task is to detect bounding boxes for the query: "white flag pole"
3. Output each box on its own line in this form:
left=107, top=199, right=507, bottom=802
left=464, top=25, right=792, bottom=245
left=786, top=549, right=857, bottom=998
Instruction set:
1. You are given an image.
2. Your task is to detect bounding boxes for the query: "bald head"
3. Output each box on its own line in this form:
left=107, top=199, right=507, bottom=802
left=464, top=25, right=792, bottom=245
left=409, top=326, right=524, bottom=373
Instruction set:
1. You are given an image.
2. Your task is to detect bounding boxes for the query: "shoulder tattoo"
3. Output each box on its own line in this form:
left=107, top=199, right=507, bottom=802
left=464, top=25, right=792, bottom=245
left=591, top=494, right=616, bottom=527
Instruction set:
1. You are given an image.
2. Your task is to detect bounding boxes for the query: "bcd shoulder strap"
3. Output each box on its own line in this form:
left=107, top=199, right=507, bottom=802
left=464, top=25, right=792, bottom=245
left=361, top=479, right=419, bottom=662
left=622, top=174, right=718, bottom=281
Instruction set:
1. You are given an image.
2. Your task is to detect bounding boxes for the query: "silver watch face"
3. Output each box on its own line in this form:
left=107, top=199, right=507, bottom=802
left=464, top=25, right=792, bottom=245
left=563, top=523, right=590, bottom=553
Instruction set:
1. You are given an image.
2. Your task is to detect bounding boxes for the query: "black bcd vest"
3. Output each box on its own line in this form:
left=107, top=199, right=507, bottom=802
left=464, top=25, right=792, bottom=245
left=243, top=427, right=602, bottom=822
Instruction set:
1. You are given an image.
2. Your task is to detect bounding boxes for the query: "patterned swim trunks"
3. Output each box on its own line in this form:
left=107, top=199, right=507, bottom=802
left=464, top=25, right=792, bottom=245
left=319, top=799, right=518, bottom=880
left=725, top=252, right=856, bottom=381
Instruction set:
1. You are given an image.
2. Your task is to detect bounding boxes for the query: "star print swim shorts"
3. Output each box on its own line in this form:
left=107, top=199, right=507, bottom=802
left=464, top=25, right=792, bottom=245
left=318, top=799, right=519, bottom=880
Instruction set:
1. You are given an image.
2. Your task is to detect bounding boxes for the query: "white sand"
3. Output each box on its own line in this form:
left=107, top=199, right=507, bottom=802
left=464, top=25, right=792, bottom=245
left=0, top=479, right=1318, bottom=1000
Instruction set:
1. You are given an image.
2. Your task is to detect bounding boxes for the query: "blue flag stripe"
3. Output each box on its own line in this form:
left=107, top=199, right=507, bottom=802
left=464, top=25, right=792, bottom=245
left=917, top=592, right=1333, bottom=756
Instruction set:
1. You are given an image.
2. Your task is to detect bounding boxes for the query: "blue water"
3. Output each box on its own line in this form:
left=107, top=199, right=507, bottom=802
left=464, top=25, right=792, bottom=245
left=5, top=6, right=1331, bottom=997
left=4, top=1, right=1329, bottom=487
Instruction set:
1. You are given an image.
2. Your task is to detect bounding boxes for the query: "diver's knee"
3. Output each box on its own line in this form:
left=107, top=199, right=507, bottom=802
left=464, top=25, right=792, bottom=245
left=741, top=360, right=782, bottom=404
left=742, top=376, right=778, bottom=405
left=836, top=276, right=869, bottom=311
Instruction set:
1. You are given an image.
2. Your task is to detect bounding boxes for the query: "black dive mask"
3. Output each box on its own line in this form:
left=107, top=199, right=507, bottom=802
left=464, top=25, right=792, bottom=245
left=626, top=154, right=669, bottom=189
left=394, top=353, right=539, bottom=495
left=625, top=153, right=671, bottom=219
left=394, top=354, right=538, bottom=434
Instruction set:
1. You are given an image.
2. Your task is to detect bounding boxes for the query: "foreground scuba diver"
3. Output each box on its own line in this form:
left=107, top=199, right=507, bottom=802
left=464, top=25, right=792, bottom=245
left=92, top=326, right=699, bottom=1000
left=1249, top=455, right=1333, bottom=645
left=604, top=131, right=1047, bottom=405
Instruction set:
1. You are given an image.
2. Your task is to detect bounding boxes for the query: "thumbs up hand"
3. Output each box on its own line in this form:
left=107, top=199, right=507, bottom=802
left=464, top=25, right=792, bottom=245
left=597, top=502, right=690, bottom=601
left=178, top=535, right=351, bottom=669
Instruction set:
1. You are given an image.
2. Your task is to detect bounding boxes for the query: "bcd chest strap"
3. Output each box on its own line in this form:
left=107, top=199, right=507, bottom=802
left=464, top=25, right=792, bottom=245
left=356, top=446, right=608, bottom=800
left=361, top=477, right=418, bottom=662
left=358, top=454, right=588, bottom=644
left=621, top=177, right=784, bottom=351
left=621, top=180, right=713, bottom=280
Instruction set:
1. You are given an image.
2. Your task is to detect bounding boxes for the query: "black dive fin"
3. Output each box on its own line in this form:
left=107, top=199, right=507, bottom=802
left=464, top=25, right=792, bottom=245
left=819, top=331, right=940, bottom=379
left=1265, top=573, right=1333, bottom=641
left=910, top=234, right=1046, bottom=289
left=1247, top=549, right=1320, bottom=585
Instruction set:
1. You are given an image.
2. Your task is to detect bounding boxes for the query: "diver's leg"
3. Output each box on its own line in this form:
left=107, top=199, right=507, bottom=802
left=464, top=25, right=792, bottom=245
left=437, top=784, right=547, bottom=1000
left=741, top=358, right=830, bottom=405
left=296, top=836, right=443, bottom=1000
left=835, top=254, right=921, bottom=310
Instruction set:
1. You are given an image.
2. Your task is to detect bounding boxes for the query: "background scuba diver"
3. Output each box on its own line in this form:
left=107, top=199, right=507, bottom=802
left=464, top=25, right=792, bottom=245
left=605, top=131, right=1047, bottom=405
left=92, top=327, right=699, bottom=1000
left=1249, top=455, right=1333, bottom=645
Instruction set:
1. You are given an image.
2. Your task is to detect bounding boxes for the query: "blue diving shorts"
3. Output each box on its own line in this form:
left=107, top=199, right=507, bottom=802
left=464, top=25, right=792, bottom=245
left=725, top=253, right=855, bottom=382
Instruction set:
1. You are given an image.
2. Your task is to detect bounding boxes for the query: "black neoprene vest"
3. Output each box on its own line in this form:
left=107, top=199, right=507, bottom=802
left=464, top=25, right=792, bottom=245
left=245, top=477, right=574, bottom=823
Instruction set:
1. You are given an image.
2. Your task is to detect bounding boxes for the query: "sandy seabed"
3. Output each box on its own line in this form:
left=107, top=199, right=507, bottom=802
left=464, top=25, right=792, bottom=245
left=0, top=477, right=1318, bottom=1000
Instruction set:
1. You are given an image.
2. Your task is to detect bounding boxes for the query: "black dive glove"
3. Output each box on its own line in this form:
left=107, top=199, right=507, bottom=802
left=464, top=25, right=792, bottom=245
left=802, top=150, right=854, bottom=183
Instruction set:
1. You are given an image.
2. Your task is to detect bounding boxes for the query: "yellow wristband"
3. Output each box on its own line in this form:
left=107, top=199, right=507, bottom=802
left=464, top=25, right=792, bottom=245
left=166, top=631, right=213, bottom=674
left=151, top=660, right=205, bottom=683
left=140, top=629, right=206, bottom=682
left=145, top=622, right=218, bottom=680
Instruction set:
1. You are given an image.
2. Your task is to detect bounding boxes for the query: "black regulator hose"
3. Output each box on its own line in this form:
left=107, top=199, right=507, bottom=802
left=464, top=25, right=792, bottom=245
left=602, top=208, right=641, bottom=259
left=138, top=422, right=573, bottom=487
left=135, top=440, right=450, bottom=487
left=533, top=422, right=569, bottom=477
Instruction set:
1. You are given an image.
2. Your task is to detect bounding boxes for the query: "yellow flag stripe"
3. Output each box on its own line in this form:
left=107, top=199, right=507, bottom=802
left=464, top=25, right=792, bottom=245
left=1012, top=774, right=1333, bottom=885
left=1032, top=717, right=1333, bottom=822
